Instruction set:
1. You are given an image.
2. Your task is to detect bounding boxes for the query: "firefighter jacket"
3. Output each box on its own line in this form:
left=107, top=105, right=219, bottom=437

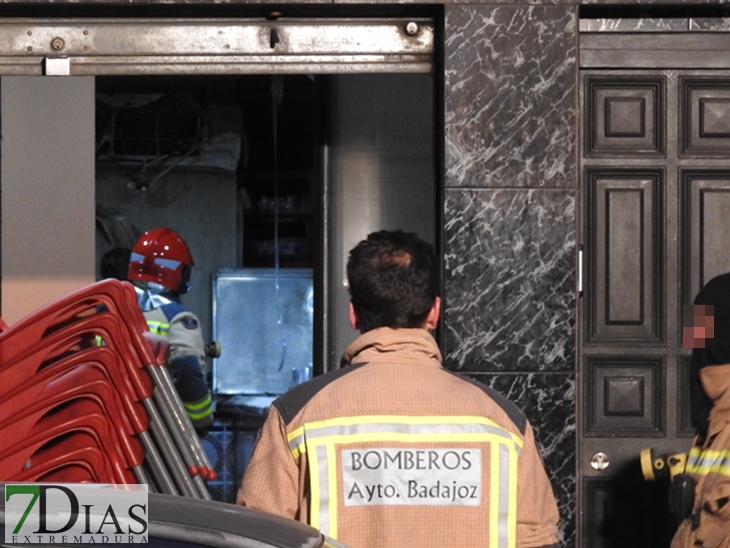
left=672, top=363, right=730, bottom=548
left=237, top=327, right=560, bottom=548
left=141, top=303, right=214, bottom=433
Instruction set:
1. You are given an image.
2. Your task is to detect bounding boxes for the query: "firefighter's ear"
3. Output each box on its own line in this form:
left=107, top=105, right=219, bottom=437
left=348, top=301, right=359, bottom=331
left=424, top=296, right=441, bottom=331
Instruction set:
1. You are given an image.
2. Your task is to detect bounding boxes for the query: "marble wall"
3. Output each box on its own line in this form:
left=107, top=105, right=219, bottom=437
left=443, top=5, right=578, bottom=546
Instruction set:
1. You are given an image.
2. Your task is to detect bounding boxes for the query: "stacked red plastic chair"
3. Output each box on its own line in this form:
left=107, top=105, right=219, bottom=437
left=0, top=278, right=216, bottom=498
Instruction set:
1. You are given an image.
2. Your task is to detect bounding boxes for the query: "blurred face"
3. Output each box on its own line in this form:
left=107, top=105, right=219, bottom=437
left=683, top=304, right=715, bottom=348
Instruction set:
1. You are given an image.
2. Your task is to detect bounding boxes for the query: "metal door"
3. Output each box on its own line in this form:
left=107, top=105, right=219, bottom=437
left=579, top=22, right=730, bottom=547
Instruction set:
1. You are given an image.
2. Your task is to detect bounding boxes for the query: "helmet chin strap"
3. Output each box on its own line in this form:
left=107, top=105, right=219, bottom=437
left=134, top=283, right=177, bottom=312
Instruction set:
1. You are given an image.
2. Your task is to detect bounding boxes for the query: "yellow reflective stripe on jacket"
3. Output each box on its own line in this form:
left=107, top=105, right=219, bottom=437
left=184, top=395, right=213, bottom=420
left=286, top=415, right=523, bottom=547
left=686, top=446, right=730, bottom=477
left=146, top=320, right=170, bottom=337
left=492, top=441, right=519, bottom=548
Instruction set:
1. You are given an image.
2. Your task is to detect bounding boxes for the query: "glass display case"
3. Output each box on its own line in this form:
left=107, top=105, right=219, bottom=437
left=212, top=268, right=313, bottom=396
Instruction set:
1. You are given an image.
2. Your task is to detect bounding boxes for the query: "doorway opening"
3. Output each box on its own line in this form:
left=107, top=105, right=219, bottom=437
left=90, top=71, right=436, bottom=501
left=0, top=11, right=439, bottom=503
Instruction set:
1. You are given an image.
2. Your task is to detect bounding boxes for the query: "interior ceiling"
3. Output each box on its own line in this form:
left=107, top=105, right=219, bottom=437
left=94, top=74, right=315, bottom=188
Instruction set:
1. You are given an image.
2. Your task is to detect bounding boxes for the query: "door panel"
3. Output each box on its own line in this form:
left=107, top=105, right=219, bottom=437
left=681, top=171, right=730, bottom=304
left=681, top=79, right=730, bottom=156
left=584, top=356, right=664, bottom=437
left=579, top=66, right=730, bottom=546
left=585, top=169, right=663, bottom=343
left=585, top=77, right=664, bottom=157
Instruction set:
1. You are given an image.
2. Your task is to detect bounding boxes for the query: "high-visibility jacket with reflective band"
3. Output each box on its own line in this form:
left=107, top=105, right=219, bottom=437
left=672, top=363, right=730, bottom=548
left=142, top=304, right=213, bottom=429
left=238, top=328, right=560, bottom=548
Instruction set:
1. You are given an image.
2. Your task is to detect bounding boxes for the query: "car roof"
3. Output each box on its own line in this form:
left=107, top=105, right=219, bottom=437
left=0, top=486, right=324, bottom=548
left=146, top=492, right=323, bottom=548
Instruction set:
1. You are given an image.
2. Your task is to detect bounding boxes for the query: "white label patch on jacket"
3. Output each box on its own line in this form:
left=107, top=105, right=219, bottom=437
left=342, top=448, right=481, bottom=506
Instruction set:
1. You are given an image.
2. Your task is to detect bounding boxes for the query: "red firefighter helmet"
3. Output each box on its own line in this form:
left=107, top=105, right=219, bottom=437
left=128, top=227, right=194, bottom=294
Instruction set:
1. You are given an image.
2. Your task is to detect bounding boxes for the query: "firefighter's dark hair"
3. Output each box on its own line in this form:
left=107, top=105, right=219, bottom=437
left=346, top=230, right=439, bottom=333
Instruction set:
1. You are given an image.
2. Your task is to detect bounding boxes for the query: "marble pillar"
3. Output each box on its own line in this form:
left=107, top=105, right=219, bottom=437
left=444, top=5, right=577, bottom=546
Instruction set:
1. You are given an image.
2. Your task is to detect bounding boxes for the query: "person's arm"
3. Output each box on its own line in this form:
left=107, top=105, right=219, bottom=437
left=237, top=406, right=303, bottom=520
left=515, top=422, right=561, bottom=548
left=168, top=355, right=214, bottom=435
left=166, top=310, right=208, bottom=370
left=673, top=436, right=730, bottom=547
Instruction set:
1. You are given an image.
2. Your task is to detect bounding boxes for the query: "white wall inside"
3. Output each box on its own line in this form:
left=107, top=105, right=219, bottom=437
left=1, top=76, right=96, bottom=325
left=328, top=73, right=435, bottom=367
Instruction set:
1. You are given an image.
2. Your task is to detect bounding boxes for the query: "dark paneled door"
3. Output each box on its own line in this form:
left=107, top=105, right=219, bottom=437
left=579, top=66, right=730, bottom=546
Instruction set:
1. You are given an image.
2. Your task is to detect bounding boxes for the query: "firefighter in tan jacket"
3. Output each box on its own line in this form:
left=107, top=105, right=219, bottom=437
left=671, top=272, right=730, bottom=548
left=238, top=230, right=560, bottom=548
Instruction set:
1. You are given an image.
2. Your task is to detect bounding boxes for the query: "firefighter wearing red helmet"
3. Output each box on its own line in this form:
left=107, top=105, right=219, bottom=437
left=128, top=227, right=214, bottom=437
